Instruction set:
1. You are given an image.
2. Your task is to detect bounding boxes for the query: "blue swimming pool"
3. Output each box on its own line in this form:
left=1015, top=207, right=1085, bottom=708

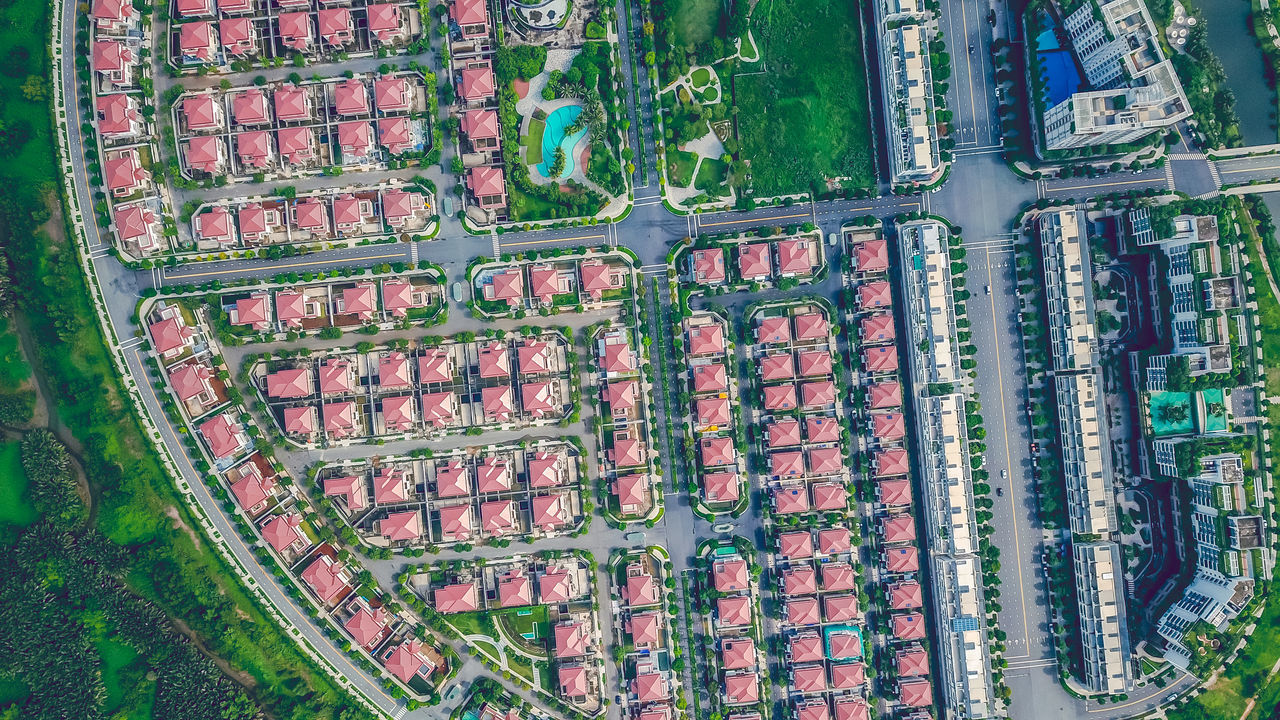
left=536, top=105, right=588, bottom=180
left=1035, top=15, right=1082, bottom=107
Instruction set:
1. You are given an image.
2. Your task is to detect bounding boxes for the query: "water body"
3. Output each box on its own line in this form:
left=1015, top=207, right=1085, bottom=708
left=536, top=105, right=588, bottom=180
left=1192, top=0, right=1275, bottom=145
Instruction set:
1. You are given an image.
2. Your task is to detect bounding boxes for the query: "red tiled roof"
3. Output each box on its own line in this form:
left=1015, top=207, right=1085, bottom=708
left=378, top=352, right=412, bottom=389
left=220, top=17, right=254, bottom=54
left=418, top=348, right=453, bottom=383
left=554, top=621, right=588, bottom=658
left=830, top=661, right=865, bottom=690
left=711, top=557, right=749, bottom=593
left=854, top=239, right=889, bottom=273
left=379, top=510, right=422, bottom=541
left=897, top=649, right=930, bottom=677
left=883, top=514, right=917, bottom=544
left=380, top=190, right=421, bottom=224
left=760, top=353, right=794, bottom=381
left=869, top=380, right=902, bottom=409
left=699, top=436, right=735, bottom=468
left=806, top=416, right=841, bottom=443
left=277, top=127, right=315, bottom=163
left=889, top=581, right=924, bottom=610
left=702, top=472, right=739, bottom=504
left=559, top=664, right=588, bottom=697
left=610, top=437, right=645, bottom=468
left=738, top=243, right=771, bottom=279
left=301, top=557, right=349, bottom=604
left=98, top=94, right=139, bottom=136
left=452, top=0, right=488, bottom=26
left=149, top=316, right=192, bottom=357
left=778, top=531, right=813, bottom=559
left=372, top=467, right=410, bottom=504
left=695, top=396, right=731, bottom=427
left=461, top=108, right=500, bottom=140
left=789, top=633, right=824, bottom=664
left=810, top=481, right=847, bottom=510
left=821, top=562, right=857, bottom=592
left=337, top=120, right=372, bottom=155
left=763, top=383, right=798, bottom=411
left=776, top=239, right=814, bottom=275
left=875, top=448, right=910, bottom=477
left=613, top=473, right=649, bottom=507
left=530, top=493, right=569, bottom=530
left=688, top=323, right=725, bottom=356
left=601, top=340, right=635, bottom=374
left=344, top=606, right=388, bottom=648
left=183, top=93, right=220, bottom=130
left=893, top=612, right=927, bottom=641
left=786, top=597, right=820, bottom=626
left=605, top=379, right=638, bottom=411
left=724, top=672, right=758, bottom=704
left=236, top=130, right=273, bottom=167
left=808, top=447, right=843, bottom=476
left=323, top=401, right=358, bottom=438
left=860, top=313, right=896, bottom=344
left=626, top=572, right=659, bottom=607
left=230, top=468, right=272, bottom=511
left=478, top=341, right=510, bottom=378
left=692, top=248, right=726, bottom=284
left=93, top=40, right=131, bottom=73
left=169, top=363, right=213, bottom=403
left=628, top=611, right=661, bottom=646
left=824, top=594, right=860, bottom=623
left=770, top=451, right=805, bottom=480
left=93, top=0, right=132, bottom=22
left=178, top=21, right=215, bottom=60
left=879, top=478, right=913, bottom=506
left=274, top=85, right=310, bottom=121
left=459, top=61, right=495, bottom=101
left=521, top=381, right=557, bottom=417
left=756, top=316, right=790, bottom=344
left=800, top=380, right=836, bottom=408
left=324, top=475, right=365, bottom=511
left=267, top=368, right=312, bottom=398
left=233, top=89, right=269, bottom=125
left=318, top=359, right=354, bottom=394
left=783, top=566, right=817, bottom=596
left=796, top=701, right=830, bottom=720
left=817, top=527, right=851, bottom=555
left=437, top=503, right=473, bottom=540
left=793, top=312, right=828, bottom=341
left=864, top=345, right=898, bottom=373
left=277, top=12, right=312, bottom=50
left=234, top=293, right=270, bottom=328
left=175, top=0, right=212, bottom=16
left=796, top=350, right=833, bottom=377
left=334, top=78, right=368, bottom=116
left=540, top=570, right=573, bottom=604
left=791, top=663, right=827, bottom=693
left=580, top=259, right=620, bottom=299
left=884, top=546, right=920, bottom=574
left=527, top=452, right=564, bottom=488
left=199, top=412, right=244, bottom=459
left=900, top=678, right=933, bottom=707
left=833, top=699, right=869, bottom=720
left=283, top=406, right=317, bottom=435
left=367, top=3, right=402, bottom=40
left=433, top=461, right=469, bottom=498
left=468, top=166, right=506, bottom=206
left=373, top=77, right=410, bottom=112
left=434, top=582, right=478, bottom=613
left=632, top=672, right=668, bottom=703
left=767, top=419, right=802, bottom=448
left=498, top=571, right=532, bottom=608
left=857, top=280, right=893, bottom=310
left=475, top=457, right=511, bottom=493
left=383, top=642, right=433, bottom=684
left=872, top=412, right=906, bottom=441
left=527, top=265, right=561, bottom=303
left=717, top=595, right=751, bottom=627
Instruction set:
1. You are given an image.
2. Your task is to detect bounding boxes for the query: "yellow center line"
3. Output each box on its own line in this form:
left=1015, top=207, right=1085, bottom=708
left=960, top=0, right=980, bottom=137
left=1048, top=177, right=1160, bottom=193
left=165, top=252, right=409, bottom=280
left=500, top=233, right=605, bottom=248
left=697, top=211, right=811, bottom=228
left=1219, top=163, right=1280, bottom=175
left=986, top=249, right=1032, bottom=652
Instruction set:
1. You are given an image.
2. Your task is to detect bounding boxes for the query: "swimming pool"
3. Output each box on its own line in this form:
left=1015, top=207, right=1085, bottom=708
left=536, top=105, right=588, bottom=180
left=1034, top=15, right=1082, bottom=108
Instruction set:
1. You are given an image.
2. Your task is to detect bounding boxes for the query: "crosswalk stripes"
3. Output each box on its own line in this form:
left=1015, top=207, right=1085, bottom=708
left=1169, top=152, right=1206, bottom=161
left=1207, top=160, right=1223, bottom=188
left=409, top=240, right=419, bottom=266
left=490, top=232, right=500, bottom=257
left=1164, top=162, right=1176, bottom=192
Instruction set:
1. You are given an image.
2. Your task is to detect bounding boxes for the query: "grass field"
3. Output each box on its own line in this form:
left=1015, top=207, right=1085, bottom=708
left=690, top=67, right=712, bottom=87
left=670, top=0, right=724, bottom=49
left=735, top=0, right=875, bottom=194
left=668, top=149, right=699, bottom=187
left=0, top=322, right=30, bottom=391
left=0, top=443, right=36, bottom=534
left=695, top=158, right=730, bottom=196
left=524, top=117, right=547, bottom=166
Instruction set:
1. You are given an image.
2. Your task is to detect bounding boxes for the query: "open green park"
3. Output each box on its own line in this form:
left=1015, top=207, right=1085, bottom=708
left=652, top=0, right=874, bottom=200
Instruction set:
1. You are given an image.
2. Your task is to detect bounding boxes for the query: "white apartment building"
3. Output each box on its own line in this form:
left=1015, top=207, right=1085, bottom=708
left=1041, top=0, right=1190, bottom=151
left=900, top=220, right=961, bottom=384
left=883, top=24, right=942, bottom=183
left=933, top=556, right=995, bottom=719
left=1041, top=210, right=1097, bottom=372
left=1056, top=372, right=1117, bottom=535
left=1073, top=542, right=1133, bottom=694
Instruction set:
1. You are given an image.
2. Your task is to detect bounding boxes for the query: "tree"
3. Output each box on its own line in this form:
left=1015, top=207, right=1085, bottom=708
left=20, top=75, right=46, bottom=101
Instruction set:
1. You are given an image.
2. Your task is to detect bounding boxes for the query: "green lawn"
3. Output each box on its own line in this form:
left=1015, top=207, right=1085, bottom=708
left=0, top=322, right=31, bottom=390
left=694, top=158, right=730, bottom=196
left=524, top=117, right=547, bottom=166
left=668, top=149, right=699, bottom=187
left=735, top=0, right=875, bottom=194
left=669, top=0, right=725, bottom=49
left=0, top=442, right=36, bottom=534
left=690, top=67, right=712, bottom=87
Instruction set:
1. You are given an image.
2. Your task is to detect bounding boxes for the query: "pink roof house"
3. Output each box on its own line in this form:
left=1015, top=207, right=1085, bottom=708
left=266, top=367, right=313, bottom=398
left=817, top=527, right=852, bottom=555
left=319, top=359, right=355, bottom=395
left=235, top=130, right=274, bottom=168
left=476, top=457, right=512, bottom=493
left=861, top=313, right=896, bottom=344
left=787, top=597, right=821, bottom=626
left=378, top=116, right=415, bottom=154
left=518, top=340, right=553, bottom=375
left=377, top=352, right=412, bottom=390
left=175, top=0, right=213, bottom=16
left=782, top=566, right=817, bottom=596
left=459, top=60, right=495, bottom=101
left=434, top=582, right=479, bottom=613
left=791, top=664, right=827, bottom=693
left=477, top=341, right=511, bottom=378
left=482, top=386, right=514, bottom=422
left=377, top=510, right=422, bottom=541
left=93, top=0, right=135, bottom=31
left=717, top=595, right=752, bottom=627
left=879, top=478, right=913, bottom=506
left=528, top=452, right=565, bottom=488
left=555, top=621, right=589, bottom=658
left=483, top=268, right=523, bottom=308
left=183, top=93, right=222, bottom=131
left=627, top=612, right=661, bottom=649
left=229, top=465, right=275, bottom=515
left=738, top=243, right=771, bottom=281
left=797, top=351, right=832, bottom=377
left=169, top=362, right=216, bottom=405
left=114, top=204, right=160, bottom=252
left=421, top=392, right=458, bottom=428
left=559, top=665, right=589, bottom=698
left=613, top=474, right=649, bottom=513
left=874, top=448, right=910, bottom=477
left=702, top=472, right=739, bottom=504
left=884, top=546, right=920, bottom=574
left=261, top=513, right=305, bottom=554
left=185, top=136, right=225, bottom=175
left=767, top=419, right=802, bottom=448
left=778, top=531, right=813, bottom=559
left=462, top=108, right=500, bottom=149
left=178, top=21, right=217, bottom=63
left=724, top=672, right=758, bottom=704
left=890, top=581, right=924, bottom=610
left=853, top=238, right=890, bottom=273
left=626, top=569, right=659, bottom=607
left=811, top=481, right=847, bottom=510
left=789, top=633, right=825, bottom=664
left=800, top=380, right=836, bottom=408
left=433, top=460, right=470, bottom=498
left=763, top=383, right=798, bottom=412
left=699, top=436, right=735, bottom=467
left=367, top=4, right=406, bottom=43
left=691, top=363, right=728, bottom=393
left=822, top=562, right=857, bottom=592
left=451, top=0, right=490, bottom=39
left=200, top=412, right=246, bottom=460
left=760, top=354, right=795, bottom=382
left=233, top=293, right=272, bottom=330
left=830, top=662, right=866, bottom=690
left=605, top=379, right=638, bottom=413
left=383, top=641, right=436, bottom=683
left=324, top=475, right=367, bottom=512
left=277, top=12, right=313, bottom=50
left=340, top=283, right=377, bottom=321
left=528, top=264, right=567, bottom=304
left=498, top=571, right=533, bottom=608
left=323, top=401, right=359, bottom=439
left=869, top=380, right=902, bottom=409
left=521, top=381, right=558, bottom=417
left=899, top=679, right=933, bottom=707
left=530, top=493, right=569, bottom=531
left=317, top=8, right=353, bottom=46
left=381, top=189, right=424, bottom=228
left=220, top=17, right=257, bottom=56
left=773, top=482, right=809, bottom=513
left=793, top=313, right=829, bottom=342
left=274, top=85, right=311, bottom=122
left=333, top=193, right=373, bottom=233
left=776, top=238, right=815, bottom=276
left=580, top=260, right=624, bottom=300
left=104, top=148, right=148, bottom=197
left=98, top=94, right=142, bottom=139
left=275, top=291, right=312, bottom=328
left=711, top=557, right=749, bottom=592
left=333, top=79, right=368, bottom=116
left=897, top=649, right=930, bottom=677
left=415, top=350, right=453, bottom=387
left=691, top=248, right=726, bottom=284
left=756, top=316, right=791, bottom=344
left=93, top=40, right=135, bottom=87
left=687, top=324, right=725, bottom=356
left=468, top=166, right=507, bottom=209
left=632, top=673, right=669, bottom=703
left=864, top=345, right=898, bottom=373
left=806, top=416, right=841, bottom=443
left=374, top=77, right=411, bottom=112
left=808, top=448, right=843, bottom=476
left=540, top=568, right=575, bottom=603
left=609, top=434, right=646, bottom=468
left=233, top=89, right=270, bottom=125
left=301, top=556, right=350, bottom=605
left=600, top=338, right=635, bottom=375
left=695, top=396, right=731, bottom=427
left=893, top=612, right=927, bottom=641
left=283, top=406, right=318, bottom=437
left=344, top=606, right=389, bottom=649
left=858, top=280, right=893, bottom=310
left=372, top=467, right=411, bottom=504
left=872, top=412, right=906, bottom=442
left=437, top=504, right=474, bottom=541
left=337, top=120, right=373, bottom=158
